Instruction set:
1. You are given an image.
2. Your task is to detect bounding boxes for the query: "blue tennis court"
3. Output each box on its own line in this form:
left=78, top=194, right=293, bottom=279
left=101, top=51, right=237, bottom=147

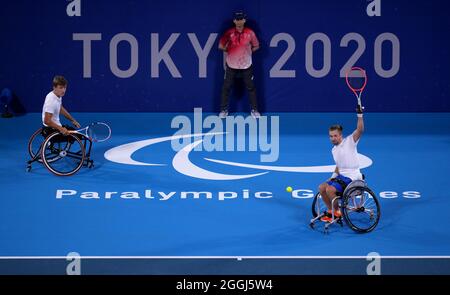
left=1, top=112, right=449, bottom=274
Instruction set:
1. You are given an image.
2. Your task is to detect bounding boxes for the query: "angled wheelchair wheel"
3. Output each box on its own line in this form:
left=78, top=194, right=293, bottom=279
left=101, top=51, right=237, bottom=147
left=342, top=186, right=380, bottom=233
left=28, top=128, right=61, bottom=163
left=28, top=128, right=46, bottom=162
left=40, top=132, right=85, bottom=176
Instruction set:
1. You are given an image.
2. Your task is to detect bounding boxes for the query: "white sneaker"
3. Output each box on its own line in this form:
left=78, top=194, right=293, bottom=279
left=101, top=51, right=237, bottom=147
left=251, top=109, right=261, bottom=119
left=219, top=110, right=228, bottom=118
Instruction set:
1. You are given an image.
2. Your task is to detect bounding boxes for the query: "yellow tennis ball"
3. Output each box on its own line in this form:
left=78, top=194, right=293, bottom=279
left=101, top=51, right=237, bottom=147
left=286, top=186, right=293, bottom=193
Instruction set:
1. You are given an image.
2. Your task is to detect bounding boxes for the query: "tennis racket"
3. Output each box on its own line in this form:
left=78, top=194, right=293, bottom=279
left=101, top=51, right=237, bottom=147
left=70, top=122, right=111, bottom=142
left=345, top=66, right=367, bottom=111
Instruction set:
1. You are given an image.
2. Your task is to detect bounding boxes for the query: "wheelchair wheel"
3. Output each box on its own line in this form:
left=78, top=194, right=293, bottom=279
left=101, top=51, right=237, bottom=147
left=311, top=192, right=327, bottom=218
left=28, top=128, right=45, bottom=162
left=341, top=186, right=380, bottom=233
left=28, top=128, right=61, bottom=163
left=40, top=132, right=86, bottom=176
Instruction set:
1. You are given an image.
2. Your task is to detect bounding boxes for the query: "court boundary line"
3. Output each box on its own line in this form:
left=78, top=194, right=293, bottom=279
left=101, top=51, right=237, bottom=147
left=1, top=256, right=450, bottom=259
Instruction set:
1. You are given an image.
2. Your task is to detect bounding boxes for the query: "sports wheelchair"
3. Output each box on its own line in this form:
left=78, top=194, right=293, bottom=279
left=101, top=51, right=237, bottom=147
left=26, top=127, right=94, bottom=176
left=309, top=178, right=381, bottom=234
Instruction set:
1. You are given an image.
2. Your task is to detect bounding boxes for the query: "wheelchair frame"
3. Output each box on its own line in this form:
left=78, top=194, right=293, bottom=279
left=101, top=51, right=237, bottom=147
left=26, top=127, right=94, bottom=176
left=309, top=179, right=381, bottom=234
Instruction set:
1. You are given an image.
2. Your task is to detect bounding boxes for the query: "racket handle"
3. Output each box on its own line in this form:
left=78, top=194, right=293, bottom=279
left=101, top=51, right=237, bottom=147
left=356, top=105, right=364, bottom=114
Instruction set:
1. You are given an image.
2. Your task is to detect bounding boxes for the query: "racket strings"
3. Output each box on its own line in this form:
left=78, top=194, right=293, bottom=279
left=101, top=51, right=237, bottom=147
left=87, top=123, right=111, bottom=142
left=347, top=69, right=367, bottom=91
left=348, top=77, right=366, bottom=90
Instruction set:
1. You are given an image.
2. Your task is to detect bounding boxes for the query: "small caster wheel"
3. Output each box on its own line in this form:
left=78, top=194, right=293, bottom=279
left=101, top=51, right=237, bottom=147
left=309, top=222, right=315, bottom=229
left=87, top=160, right=94, bottom=168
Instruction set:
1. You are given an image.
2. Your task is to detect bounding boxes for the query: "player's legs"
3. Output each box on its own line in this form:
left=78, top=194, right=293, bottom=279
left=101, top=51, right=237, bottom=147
left=319, top=182, right=340, bottom=213
left=325, top=185, right=340, bottom=214
left=220, top=65, right=236, bottom=112
left=319, top=182, right=331, bottom=209
left=242, top=65, right=258, bottom=111
left=318, top=180, right=344, bottom=222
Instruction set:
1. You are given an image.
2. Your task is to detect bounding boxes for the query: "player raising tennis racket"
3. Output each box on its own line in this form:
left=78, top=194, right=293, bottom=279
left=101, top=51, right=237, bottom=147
left=317, top=67, right=366, bottom=223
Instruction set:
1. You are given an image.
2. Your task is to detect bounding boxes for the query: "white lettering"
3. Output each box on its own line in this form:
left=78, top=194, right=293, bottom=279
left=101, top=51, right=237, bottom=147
left=292, top=189, right=315, bottom=199
left=367, top=0, right=381, bottom=17
left=403, top=191, right=421, bottom=199
left=80, top=192, right=99, bottom=199
left=66, top=252, right=81, bottom=275
left=180, top=192, right=213, bottom=199
left=218, top=191, right=238, bottom=201
left=66, top=0, right=81, bottom=17
left=379, top=191, right=398, bottom=199
left=120, top=192, right=140, bottom=199
left=158, top=191, right=176, bottom=201
left=56, top=189, right=77, bottom=199
left=366, top=252, right=381, bottom=275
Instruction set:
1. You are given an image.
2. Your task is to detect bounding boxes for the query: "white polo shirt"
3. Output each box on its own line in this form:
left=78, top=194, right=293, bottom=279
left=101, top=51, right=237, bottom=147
left=42, top=91, right=62, bottom=127
left=332, top=132, right=363, bottom=181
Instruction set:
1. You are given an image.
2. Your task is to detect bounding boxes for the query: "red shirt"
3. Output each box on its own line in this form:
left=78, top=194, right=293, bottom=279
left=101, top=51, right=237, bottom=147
left=219, top=27, right=259, bottom=69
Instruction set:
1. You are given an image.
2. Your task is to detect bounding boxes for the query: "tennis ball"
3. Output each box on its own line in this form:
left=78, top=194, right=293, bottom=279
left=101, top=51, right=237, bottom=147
left=286, top=186, right=293, bottom=193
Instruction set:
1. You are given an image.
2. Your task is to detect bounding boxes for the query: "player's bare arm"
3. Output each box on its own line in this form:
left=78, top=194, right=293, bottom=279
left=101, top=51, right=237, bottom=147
left=60, top=106, right=80, bottom=128
left=353, top=113, right=364, bottom=143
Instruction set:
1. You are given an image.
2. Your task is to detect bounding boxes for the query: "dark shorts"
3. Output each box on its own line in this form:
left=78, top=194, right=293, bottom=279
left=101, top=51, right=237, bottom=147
left=41, top=125, right=78, bottom=143
left=327, top=175, right=352, bottom=193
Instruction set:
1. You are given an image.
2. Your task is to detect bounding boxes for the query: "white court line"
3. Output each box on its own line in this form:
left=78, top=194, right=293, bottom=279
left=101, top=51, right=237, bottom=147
left=0, top=256, right=449, bottom=259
